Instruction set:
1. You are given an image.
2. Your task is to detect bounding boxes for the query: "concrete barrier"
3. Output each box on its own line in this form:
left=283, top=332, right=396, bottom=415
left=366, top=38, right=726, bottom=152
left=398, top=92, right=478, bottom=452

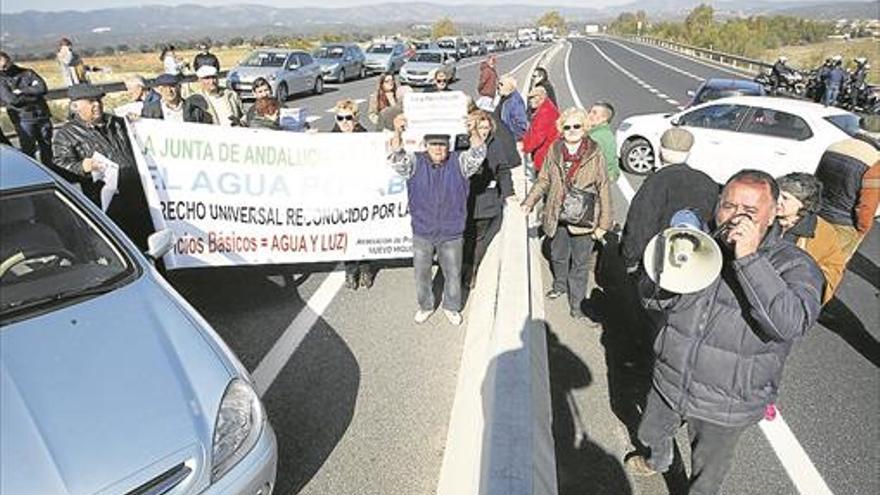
left=436, top=42, right=561, bottom=495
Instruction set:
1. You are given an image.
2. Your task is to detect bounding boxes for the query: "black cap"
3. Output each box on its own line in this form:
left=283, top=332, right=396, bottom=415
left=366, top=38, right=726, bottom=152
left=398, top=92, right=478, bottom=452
left=423, top=133, right=451, bottom=145
left=67, top=83, right=105, bottom=101
left=154, top=73, right=180, bottom=86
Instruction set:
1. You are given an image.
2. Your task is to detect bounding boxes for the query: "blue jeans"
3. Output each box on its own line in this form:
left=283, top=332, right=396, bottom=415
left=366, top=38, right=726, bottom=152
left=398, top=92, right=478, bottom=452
left=823, top=85, right=839, bottom=106
left=412, top=235, right=464, bottom=312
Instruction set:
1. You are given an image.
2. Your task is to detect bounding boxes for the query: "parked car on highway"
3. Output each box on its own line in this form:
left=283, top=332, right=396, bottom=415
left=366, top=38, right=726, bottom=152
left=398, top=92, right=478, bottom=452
left=412, top=40, right=438, bottom=51
left=364, top=42, right=408, bottom=75
left=0, top=147, right=277, bottom=495
left=228, top=48, right=323, bottom=102
left=313, top=43, right=366, bottom=83
left=399, top=50, right=457, bottom=87
left=437, top=37, right=468, bottom=61
left=686, top=78, right=765, bottom=108
left=468, top=39, right=487, bottom=57
left=616, top=96, right=860, bottom=182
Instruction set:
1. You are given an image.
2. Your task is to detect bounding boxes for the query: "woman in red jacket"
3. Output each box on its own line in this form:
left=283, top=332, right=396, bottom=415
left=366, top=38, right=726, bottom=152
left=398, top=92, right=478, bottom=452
left=522, top=86, right=559, bottom=172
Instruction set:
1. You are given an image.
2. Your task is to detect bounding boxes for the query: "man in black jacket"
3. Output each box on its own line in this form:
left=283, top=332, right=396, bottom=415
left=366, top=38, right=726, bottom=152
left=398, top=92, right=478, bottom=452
left=141, top=73, right=211, bottom=123
left=0, top=51, right=54, bottom=165
left=626, top=170, right=823, bottom=495
left=52, top=84, right=153, bottom=249
left=621, top=128, right=719, bottom=272
left=193, top=43, right=221, bottom=72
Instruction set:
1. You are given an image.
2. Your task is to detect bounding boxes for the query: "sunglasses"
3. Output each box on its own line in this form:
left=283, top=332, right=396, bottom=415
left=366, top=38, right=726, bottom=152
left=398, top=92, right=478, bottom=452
left=436, top=78, right=448, bottom=84
left=336, top=114, right=355, bottom=122
left=562, top=124, right=583, bottom=131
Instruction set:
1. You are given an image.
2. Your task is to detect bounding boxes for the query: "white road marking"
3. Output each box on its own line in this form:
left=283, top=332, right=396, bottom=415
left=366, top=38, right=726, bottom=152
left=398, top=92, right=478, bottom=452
left=564, top=41, right=637, bottom=203
left=759, top=415, right=835, bottom=495
left=570, top=41, right=837, bottom=493
left=585, top=40, right=682, bottom=110
left=617, top=37, right=757, bottom=78
left=252, top=267, right=345, bottom=396
left=602, top=38, right=705, bottom=82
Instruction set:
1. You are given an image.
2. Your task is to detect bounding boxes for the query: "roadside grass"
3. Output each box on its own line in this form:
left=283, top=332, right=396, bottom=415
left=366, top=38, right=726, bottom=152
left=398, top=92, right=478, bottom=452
left=763, top=38, right=879, bottom=83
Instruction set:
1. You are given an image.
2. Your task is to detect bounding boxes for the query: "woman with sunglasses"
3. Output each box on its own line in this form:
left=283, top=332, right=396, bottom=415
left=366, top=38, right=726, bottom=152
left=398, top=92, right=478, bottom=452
left=330, top=99, right=374, bottom=289
left=368, top=72, right=397, bottom=129
left=521, top=107, right=612, bottom=320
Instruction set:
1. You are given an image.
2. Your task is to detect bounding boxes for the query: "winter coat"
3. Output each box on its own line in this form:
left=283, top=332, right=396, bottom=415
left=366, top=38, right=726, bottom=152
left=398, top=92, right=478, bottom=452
left=855, top=160, right=880, bottom=234
left=588, top=123, right=620, bottom=181
left=187, top=88, right=245, bottom=126
left=816, top=139, right=878, bottom=227
left=367, top=91, right=397, bottom=128
left=0, top=64, right=51, bottom=121
left=51, top=114, right=153, bottom=248
left=245, top=104, right=280, bottom=130
left=621, top=163, right=719, bottom=268
left=521, top=98, right=559, bottom=171
left=785, top=213, right=845, bottom=304
left=57, top=49, right=88, bottom=86
left=495, top=91, right=528, bottom=140
left=523, top=138, right=612, bottom=237
left=469, top=126, right=517, bottom=220
left=477, top=61, right=498, bottom=98
left=641, top=222, right=823, bottom=427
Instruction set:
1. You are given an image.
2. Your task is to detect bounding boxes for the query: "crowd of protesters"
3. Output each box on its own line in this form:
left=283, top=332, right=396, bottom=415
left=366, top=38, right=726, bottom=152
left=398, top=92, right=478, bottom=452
left=2, top=39, right=880, bottom=494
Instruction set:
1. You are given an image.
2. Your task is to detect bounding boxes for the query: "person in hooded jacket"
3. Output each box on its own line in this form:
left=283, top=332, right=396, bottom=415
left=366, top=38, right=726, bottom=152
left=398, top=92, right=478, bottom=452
left=0, top=51, right=53, bottom=165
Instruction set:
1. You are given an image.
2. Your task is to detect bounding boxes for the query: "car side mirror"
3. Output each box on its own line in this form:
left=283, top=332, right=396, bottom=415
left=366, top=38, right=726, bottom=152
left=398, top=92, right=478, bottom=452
left=288, top=62, right=300, bottom=70
left=670, top=116, right=682, bottom=127
left=686, top=90, right=696, bottom=97
left=146, top=229, right=173, bottom=261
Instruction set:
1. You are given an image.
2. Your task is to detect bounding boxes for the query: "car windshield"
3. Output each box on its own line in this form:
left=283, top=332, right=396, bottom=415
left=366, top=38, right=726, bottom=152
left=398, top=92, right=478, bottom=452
left=0, top=189, right=133, bottom=320
left=696, top=88, right=760, bottom=105
left=368, top=45, right=393, bottom=54
left=413, top=53, right=442, bottom=64
left=241, top=52, right=288, bottom=67
left=824, top=113, right=861, bottom=137
left=314, top=47, right=345, bottom=59
left=438, top=41, right=455, bottom=49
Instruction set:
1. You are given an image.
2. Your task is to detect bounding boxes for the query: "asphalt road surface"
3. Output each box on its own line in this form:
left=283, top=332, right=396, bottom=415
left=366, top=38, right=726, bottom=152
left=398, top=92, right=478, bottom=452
left=163, top=38, right=878, bottom=495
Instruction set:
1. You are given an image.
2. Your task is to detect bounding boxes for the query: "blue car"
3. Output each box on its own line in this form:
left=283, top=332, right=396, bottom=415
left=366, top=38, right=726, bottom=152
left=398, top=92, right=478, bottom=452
left=686, top=78, right=765, bottom=107
left=0, top=147, right=277, bottom=495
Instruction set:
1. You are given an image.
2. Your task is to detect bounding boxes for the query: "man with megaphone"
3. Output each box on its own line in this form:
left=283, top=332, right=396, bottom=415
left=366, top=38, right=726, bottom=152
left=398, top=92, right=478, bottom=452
left=626, top=170, right=824, bottom=495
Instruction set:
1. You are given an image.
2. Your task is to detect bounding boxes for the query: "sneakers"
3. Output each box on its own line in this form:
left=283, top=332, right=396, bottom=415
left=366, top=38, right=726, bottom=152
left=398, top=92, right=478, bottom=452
left=344, top=273, right=358, bottom=290
left=414, top=309, right=434, bottom=324
left=546, top=289, right=565, bottom=299
left=359, top=272, right=374, bottom=289
left=764, top=402, right=777, bottom=421
left=443, top=309, right=463, bottom=326
left=625, top=454, right=659, bottom=477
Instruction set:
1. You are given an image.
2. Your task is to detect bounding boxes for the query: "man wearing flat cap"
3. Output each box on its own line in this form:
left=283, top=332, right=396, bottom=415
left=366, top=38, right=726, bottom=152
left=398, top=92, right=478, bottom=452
left=52, top=84, right=153, bottom=249
left=187, top=65, right=244, bottom=126
left=142, top=73, right=211, bottom=123
left=621, top=127, right=720, bottom=272
left=388, top=114, right=487, bottom=326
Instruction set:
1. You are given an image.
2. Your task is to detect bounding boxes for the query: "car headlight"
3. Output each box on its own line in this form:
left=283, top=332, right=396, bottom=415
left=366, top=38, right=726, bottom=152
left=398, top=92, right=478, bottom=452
left=618, top=122, right=632, bottom=132
left=400, top=67, right=408, bottom=76
left=211, top=379, right=264, bottom=481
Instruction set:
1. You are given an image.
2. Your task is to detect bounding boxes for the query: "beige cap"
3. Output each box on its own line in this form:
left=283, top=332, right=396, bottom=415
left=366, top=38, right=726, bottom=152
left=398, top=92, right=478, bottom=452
left=659, top=127, right=694, bottom=165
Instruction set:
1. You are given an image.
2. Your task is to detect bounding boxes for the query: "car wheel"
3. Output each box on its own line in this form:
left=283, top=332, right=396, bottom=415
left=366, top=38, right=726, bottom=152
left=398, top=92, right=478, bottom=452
left=276, top=83, right=288, bottom=103
left=621, top=137, right=655, bottom=175
left=313, top=77, right=324, bottom=95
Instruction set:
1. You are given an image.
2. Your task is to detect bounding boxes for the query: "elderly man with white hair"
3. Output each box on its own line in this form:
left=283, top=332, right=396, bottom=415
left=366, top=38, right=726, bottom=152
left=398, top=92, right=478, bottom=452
left=114, top=75, right=159, bottom=117
left=494, top=74, right=529, bottom=141
left=621, top=127, right=720, bottom=273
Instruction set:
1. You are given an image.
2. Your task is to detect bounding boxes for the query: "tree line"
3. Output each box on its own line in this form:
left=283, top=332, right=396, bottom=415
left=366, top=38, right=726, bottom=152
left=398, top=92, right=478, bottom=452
left=609, top=4, right=836, bottom=59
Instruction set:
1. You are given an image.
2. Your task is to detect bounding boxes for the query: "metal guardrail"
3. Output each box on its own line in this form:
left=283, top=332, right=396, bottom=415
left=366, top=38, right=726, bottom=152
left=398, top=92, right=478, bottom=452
left=624, top=35, right=773, bottom=74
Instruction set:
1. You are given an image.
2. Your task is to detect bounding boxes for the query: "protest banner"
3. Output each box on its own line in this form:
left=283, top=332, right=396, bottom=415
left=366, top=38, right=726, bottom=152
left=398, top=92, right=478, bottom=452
left=402, top=90, right=468, bottom=150
left=127, top=120, right=413, bottom=269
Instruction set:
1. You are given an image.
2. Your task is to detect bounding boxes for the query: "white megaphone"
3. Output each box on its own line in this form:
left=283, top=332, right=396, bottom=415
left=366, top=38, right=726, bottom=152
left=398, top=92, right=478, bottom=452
left=643, top=209, right=723, bottom=294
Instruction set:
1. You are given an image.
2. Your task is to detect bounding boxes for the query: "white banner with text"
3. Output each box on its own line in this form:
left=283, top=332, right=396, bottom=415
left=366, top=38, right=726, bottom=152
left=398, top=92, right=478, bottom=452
left=128, top=120, right=413, bottom=269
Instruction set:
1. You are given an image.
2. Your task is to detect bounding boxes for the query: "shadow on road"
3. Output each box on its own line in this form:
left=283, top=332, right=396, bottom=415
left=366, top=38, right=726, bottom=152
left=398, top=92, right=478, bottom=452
left=819, top=296, right=880, bottom=368
left=168, top=266, right=360, bottom=494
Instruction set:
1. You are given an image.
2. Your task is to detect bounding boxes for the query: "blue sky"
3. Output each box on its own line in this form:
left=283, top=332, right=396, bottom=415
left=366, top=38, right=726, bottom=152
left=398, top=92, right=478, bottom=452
left=0, top=0, right=817, bottom=14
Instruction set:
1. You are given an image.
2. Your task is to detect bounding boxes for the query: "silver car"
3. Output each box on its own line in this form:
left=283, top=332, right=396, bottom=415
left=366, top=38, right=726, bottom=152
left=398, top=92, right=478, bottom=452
left=313, top=43, right=366, bottom=83
left=398, top=50, right=457, bottom=87
left=0, top=147, right=277, bottom=495
left=227, top=48, right=324, bottom=102
left=363, top=42, right=408, bottom=75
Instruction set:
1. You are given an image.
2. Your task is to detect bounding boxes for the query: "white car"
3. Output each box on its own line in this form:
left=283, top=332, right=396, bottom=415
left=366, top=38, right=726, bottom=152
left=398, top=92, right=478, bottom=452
left=616, top=96, right=861, bottom=183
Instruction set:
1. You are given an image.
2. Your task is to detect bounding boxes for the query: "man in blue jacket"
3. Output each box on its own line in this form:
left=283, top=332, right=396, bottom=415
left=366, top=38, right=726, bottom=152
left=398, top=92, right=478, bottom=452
left=0, top=51, right=53, bottom=165
left=388, top=114, right=487, bottom=326
left=626, top=170, right=823, bottom=494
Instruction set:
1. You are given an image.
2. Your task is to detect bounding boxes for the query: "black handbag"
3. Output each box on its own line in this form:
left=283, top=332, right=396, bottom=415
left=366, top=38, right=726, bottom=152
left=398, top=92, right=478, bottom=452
left=558, top=157, right=598, bottom=228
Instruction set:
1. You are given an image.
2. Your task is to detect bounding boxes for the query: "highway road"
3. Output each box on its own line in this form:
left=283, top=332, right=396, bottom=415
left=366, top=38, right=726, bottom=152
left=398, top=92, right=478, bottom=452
left=162, top=37, right=878, bottom=495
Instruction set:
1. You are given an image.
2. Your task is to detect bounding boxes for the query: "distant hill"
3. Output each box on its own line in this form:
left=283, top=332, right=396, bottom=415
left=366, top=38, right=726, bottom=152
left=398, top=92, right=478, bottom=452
left=0, top=1, right=875, bottom=55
